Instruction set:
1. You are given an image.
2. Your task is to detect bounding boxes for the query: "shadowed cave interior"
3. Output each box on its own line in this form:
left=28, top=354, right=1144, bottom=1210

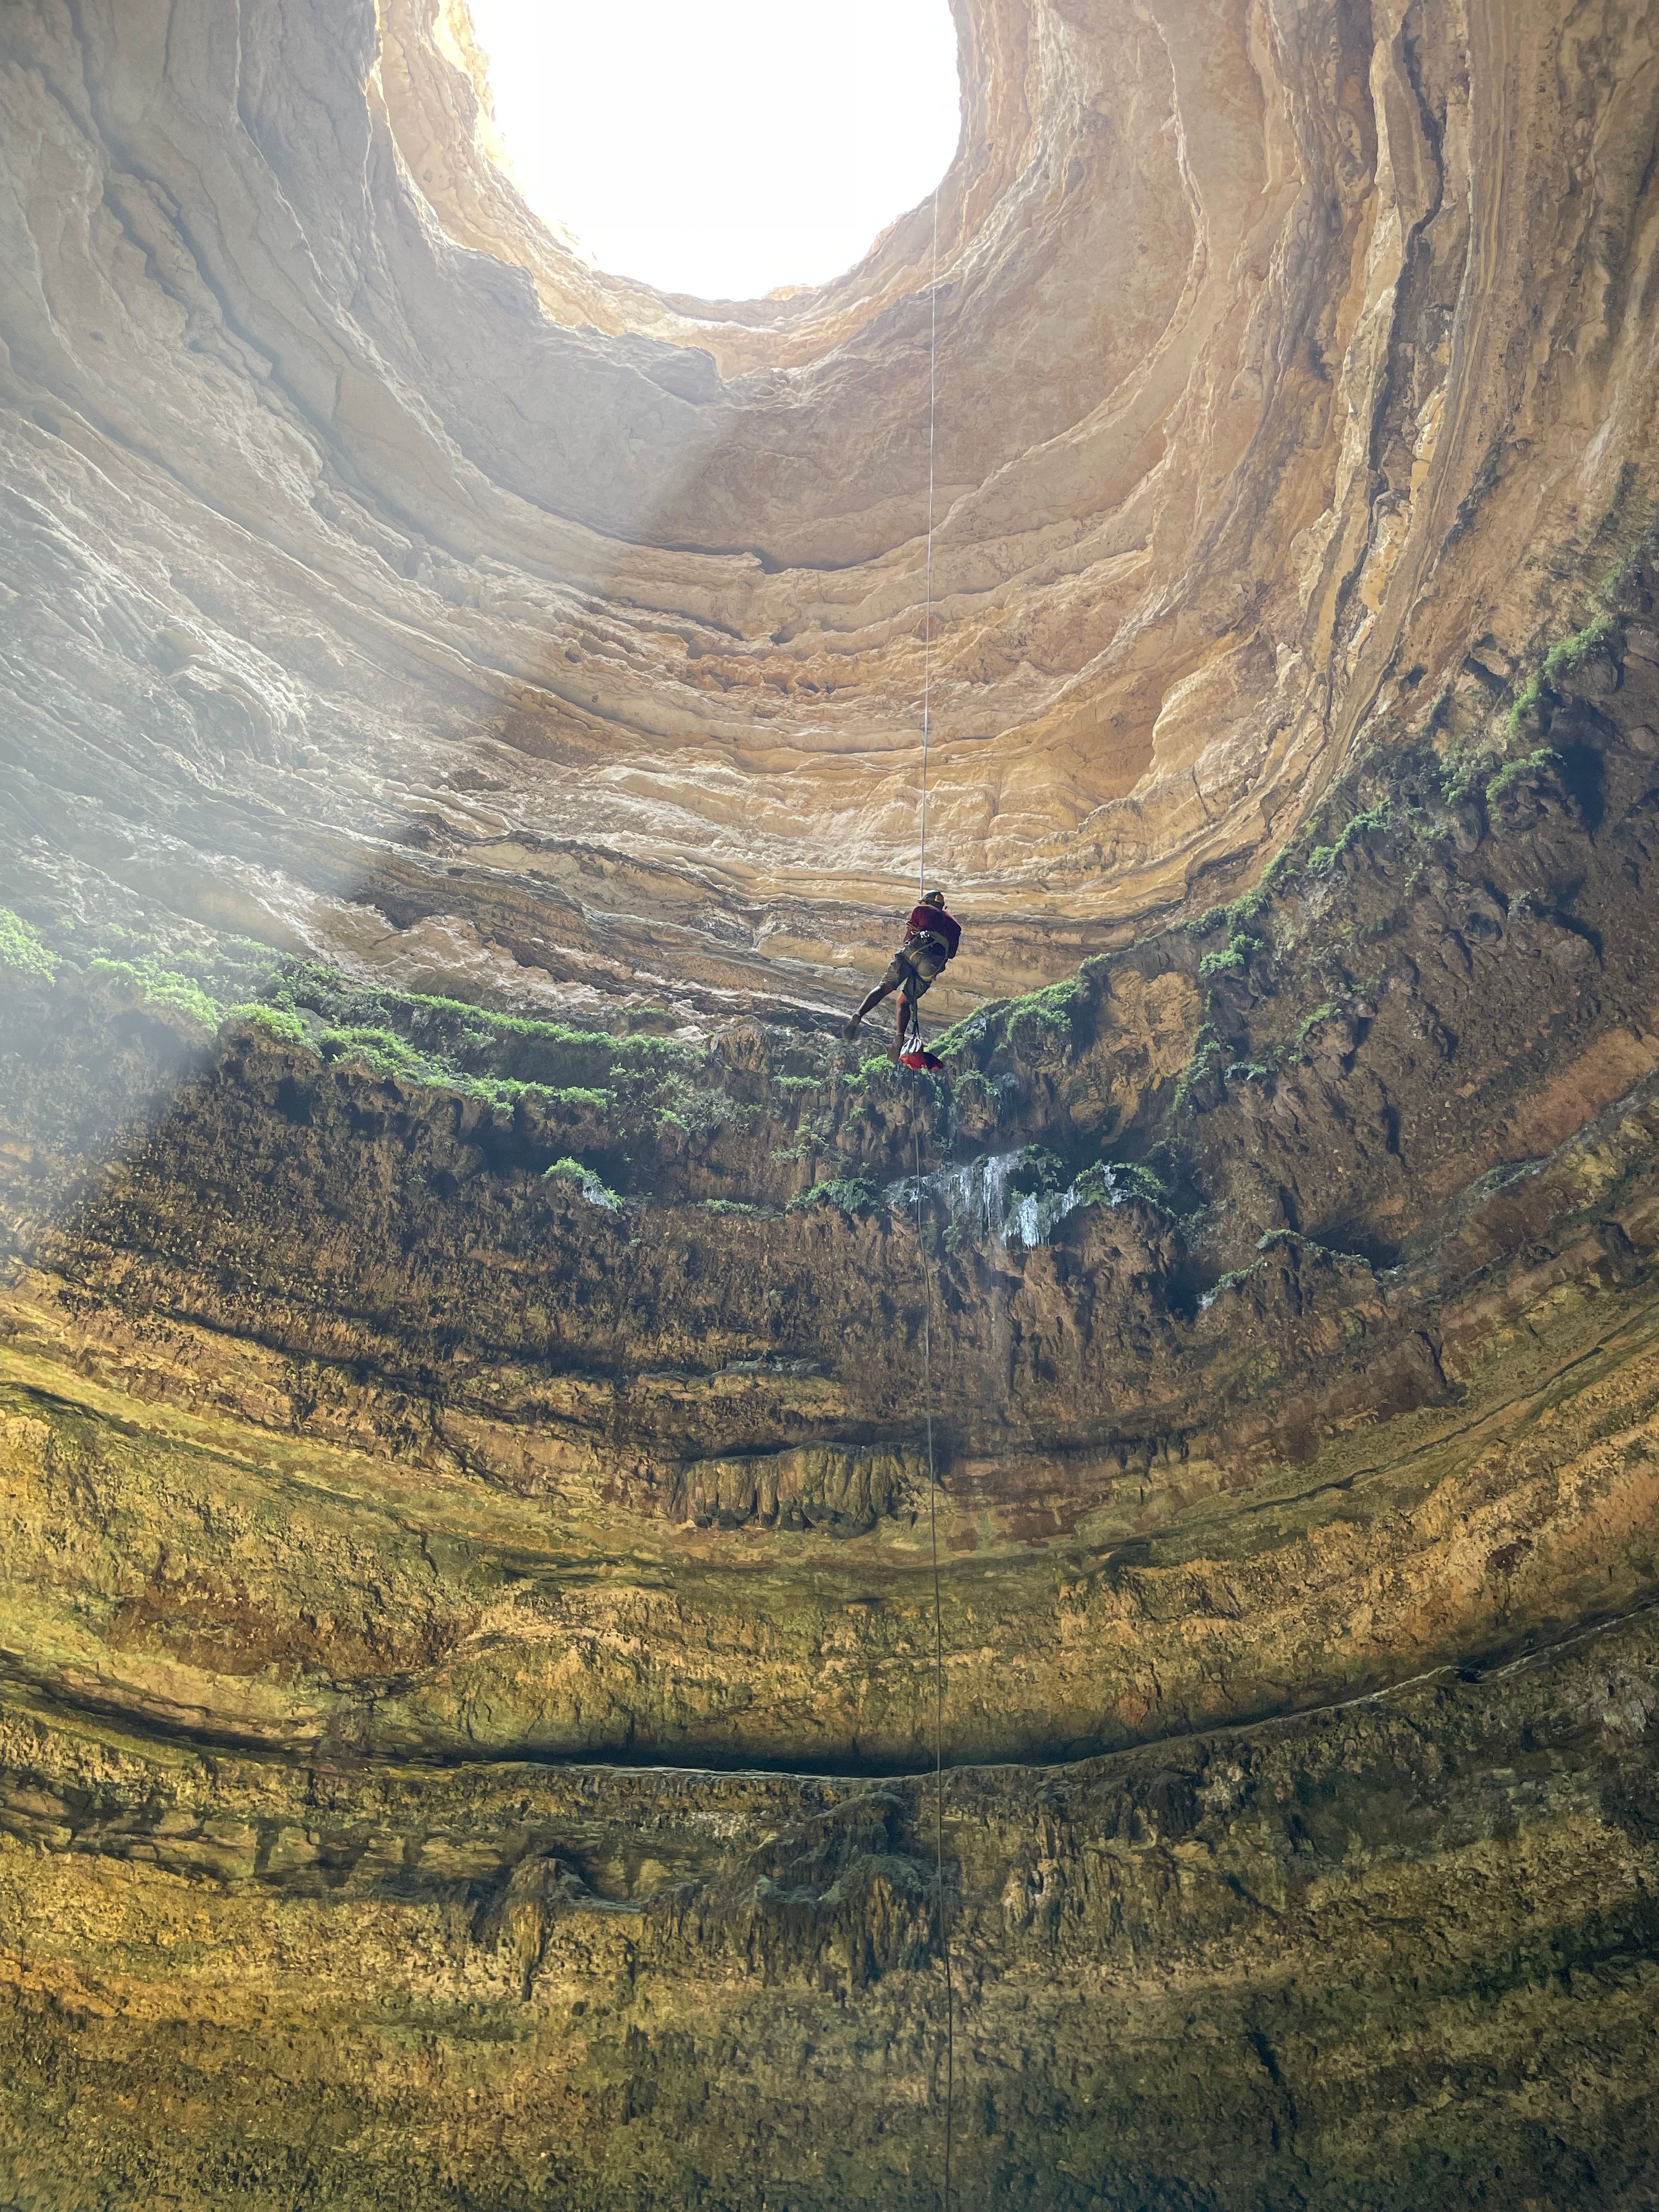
left=3, top=0, right=1659, bottom=2205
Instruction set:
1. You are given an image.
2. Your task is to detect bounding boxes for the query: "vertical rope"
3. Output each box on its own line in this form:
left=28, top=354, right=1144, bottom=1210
left=915, top=1127, right=954, bottom=2212
left=917, top=179, right=954, bottom=2210
left=919, top=183, right=940, bottom=895
left=913, top=175, right=954, bottom=2204
left=912, top=179, right=952, bottom=2207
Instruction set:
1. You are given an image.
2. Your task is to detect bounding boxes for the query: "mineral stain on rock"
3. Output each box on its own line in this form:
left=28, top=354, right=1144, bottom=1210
left=4, top=0, right=1659, bottom=2203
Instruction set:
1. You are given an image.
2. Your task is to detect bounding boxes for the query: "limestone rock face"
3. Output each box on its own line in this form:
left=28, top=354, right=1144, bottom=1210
left=4, top=0, right=1659, bottom=2206
left=4, top=0, right=1656, bottom=1017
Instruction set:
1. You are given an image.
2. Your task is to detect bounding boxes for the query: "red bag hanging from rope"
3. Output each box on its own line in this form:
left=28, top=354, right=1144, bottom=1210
left=900, top=1005, right=944, bottom=1073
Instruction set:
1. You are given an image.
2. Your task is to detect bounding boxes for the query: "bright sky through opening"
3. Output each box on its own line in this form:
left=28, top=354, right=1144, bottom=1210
left=466, top=1, right=962, bottom=301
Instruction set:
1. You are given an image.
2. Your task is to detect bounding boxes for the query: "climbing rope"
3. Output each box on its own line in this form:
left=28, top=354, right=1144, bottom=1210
left=919, top=182, right=939, bottom=897
left=916, top=1124, right=955, bottom=2212
left=915, top=180, right=956, bottom=2212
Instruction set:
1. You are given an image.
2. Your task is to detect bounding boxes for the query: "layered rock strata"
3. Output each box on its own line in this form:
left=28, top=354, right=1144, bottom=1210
left=4, top=0, right=1659, bottom=2204
left=3, top=564, right=1659, bottom=2209
left=2, top=0, right=1655, bottom=1014
left=3, top=576, right=1659, bottom=1774
left=5, top=1615, right=1659, bottom=2210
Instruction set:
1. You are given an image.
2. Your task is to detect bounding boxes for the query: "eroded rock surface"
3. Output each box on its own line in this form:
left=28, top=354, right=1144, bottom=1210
left=4, top=0, right=1659, bottom=2204
left=4, top=0, right=1656, bottom=1014
left=7, top=1618, right=1659, bottom=2209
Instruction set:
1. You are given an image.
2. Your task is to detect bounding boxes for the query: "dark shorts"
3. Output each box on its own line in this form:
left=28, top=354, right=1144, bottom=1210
left=882, top=944, right=947, bottom=1002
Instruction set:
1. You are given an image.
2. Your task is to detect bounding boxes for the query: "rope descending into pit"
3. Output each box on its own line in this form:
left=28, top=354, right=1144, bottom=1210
left=919, top=184, right=939, bottom=897
left=915, top=180, right=956, bottom=2212
left=915, top=1122, right=955, bottom=2212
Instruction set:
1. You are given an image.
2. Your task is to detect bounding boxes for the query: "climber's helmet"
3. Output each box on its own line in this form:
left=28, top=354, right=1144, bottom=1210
left=922, top=889, right=947, bottom=909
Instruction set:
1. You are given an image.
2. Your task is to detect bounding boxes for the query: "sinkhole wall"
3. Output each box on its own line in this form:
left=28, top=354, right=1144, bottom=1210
left=2, top=0, right=1659, bottom=2205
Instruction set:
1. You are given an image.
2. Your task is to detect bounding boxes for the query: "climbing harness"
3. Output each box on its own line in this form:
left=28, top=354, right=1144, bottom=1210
left=913, top=180, right=956, bottom=2212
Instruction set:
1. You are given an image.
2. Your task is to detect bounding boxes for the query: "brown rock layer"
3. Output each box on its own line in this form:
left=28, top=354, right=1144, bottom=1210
left=5, top=1615, right=1659, bottom=2210
left=3, top=0, right=1659, bottom=2204
left=2, top=0, right=1655, bottom=1014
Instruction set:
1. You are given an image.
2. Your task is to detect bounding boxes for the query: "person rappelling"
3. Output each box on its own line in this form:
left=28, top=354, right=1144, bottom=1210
left=842, top=889, right=962, bottom=1060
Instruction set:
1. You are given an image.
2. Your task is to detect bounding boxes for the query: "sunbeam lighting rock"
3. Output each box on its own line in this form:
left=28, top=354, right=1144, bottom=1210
left=3, top=0, right=1659, bottom=2204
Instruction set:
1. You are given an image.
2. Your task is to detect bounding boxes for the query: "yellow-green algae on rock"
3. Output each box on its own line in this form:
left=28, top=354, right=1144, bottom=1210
left=6, top=0, right=1659, bottom=2198
left=7, top=597, right=1659, bottom=2199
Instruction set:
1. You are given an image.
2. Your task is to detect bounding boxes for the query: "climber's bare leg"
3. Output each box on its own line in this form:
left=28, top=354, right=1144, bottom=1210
left=842, top=980, right=894, bottom=1037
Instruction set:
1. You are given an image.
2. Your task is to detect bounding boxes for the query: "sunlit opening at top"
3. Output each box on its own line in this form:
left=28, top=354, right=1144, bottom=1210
left=465, top=0, right=962, bottom=302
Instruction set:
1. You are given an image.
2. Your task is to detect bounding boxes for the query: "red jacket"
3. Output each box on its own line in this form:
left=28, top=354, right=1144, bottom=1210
left=905, top=904, right=961, bottom=958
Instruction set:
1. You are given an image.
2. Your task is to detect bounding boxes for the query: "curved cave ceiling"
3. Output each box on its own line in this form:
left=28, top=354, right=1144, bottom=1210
left=7, top=3, right=1659, bottom=2202
left=5, top=0, right=1649, bottom=1027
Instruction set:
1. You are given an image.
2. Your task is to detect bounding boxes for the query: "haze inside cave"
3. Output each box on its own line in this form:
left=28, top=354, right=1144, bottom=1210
left=465, top=0, right=963, bottom=299
left=5, top=0, right=1659, bottom=2202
